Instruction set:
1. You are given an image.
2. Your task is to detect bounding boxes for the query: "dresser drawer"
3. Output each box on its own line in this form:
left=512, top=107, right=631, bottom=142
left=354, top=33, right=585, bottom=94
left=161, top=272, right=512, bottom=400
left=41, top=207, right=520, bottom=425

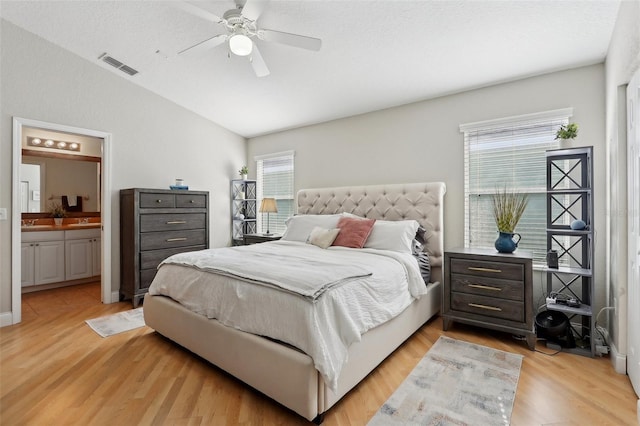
left=140, top=269, right=157, bottom=290
left=140, top=192, right=175, bottom=208
left=451, top=273, right=524, bottom=301
left=140, top=213, right=206, bottom=232
left=450, top=258, right=524, bottom=281
left=140, top=245, right=207, bottom=269
left=451, top=292, right=523, bottom=322
left=140, top=229, right=206, bottom=251
left=176, top=193, right=207, bottom=208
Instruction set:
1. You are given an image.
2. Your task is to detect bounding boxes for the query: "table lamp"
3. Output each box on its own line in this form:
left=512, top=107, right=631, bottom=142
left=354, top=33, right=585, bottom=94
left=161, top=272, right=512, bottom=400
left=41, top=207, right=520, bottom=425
left=259, top=198, right=278, bottom=236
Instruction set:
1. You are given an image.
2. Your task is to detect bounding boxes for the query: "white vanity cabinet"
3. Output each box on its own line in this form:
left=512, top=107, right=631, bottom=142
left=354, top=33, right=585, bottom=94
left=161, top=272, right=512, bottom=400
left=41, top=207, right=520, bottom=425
left=21, top=231, right=65, bottom=287
left=65, top=229, right=101, bottom=280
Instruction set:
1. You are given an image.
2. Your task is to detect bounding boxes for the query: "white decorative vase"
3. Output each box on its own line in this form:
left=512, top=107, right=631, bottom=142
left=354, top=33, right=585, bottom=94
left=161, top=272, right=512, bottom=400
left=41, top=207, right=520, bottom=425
left=241, top=174, right=247, bottom=180
left=54, top=218, right=63, bottom=226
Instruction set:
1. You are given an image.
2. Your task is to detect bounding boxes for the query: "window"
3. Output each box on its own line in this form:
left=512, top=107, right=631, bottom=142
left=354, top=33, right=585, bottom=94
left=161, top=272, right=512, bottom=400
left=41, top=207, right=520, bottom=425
left=460, top=109, right=572, bottom=264
left=255, top=151, right=295, bottom=234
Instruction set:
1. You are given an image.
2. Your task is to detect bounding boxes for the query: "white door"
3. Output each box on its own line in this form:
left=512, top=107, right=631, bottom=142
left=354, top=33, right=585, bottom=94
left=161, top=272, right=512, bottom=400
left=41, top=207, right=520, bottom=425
left=65, top=239, right=93, bottom=281
left=34, top=241, right=65, bottom=285
left=627, top=67, right=640, bottom=400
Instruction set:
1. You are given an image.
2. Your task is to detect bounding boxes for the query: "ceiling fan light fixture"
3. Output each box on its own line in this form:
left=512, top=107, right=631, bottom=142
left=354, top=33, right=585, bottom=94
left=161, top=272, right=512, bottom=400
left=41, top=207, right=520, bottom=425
left=229, top=33, right=253, bottom=56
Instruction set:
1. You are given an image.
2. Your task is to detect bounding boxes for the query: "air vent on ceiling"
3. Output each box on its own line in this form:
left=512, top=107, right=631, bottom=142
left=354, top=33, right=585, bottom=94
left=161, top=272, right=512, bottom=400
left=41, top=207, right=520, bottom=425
left=98, top=53, right=138, bottom=76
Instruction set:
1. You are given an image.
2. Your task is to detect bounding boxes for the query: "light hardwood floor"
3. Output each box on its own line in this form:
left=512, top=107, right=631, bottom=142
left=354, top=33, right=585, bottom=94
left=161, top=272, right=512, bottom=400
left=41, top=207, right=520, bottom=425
left=1, top=283, right=637, bottom=425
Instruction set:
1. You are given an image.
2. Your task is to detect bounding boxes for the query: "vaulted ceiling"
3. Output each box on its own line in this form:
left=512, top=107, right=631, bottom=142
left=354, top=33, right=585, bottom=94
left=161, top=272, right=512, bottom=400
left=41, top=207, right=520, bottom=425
left=0, top=0, right=621, bottom=137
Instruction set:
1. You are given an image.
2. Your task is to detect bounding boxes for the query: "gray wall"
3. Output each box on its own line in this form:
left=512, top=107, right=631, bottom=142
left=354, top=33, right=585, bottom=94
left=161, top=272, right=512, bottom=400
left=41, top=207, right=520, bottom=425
left=604, top=0, right=640, bottom=365
left=0, top=20, right=246, bottom=314
left=248, top=64, right=607, bottom=317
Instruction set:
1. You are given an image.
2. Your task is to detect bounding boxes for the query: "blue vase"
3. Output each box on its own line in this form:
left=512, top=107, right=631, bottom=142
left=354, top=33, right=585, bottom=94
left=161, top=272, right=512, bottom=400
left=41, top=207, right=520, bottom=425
left=495, top=231, right=521, bottom=253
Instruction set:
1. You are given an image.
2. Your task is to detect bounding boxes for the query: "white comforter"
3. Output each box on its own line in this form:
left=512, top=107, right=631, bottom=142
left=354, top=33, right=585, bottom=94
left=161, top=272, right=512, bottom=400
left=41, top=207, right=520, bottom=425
left=148, top=240, right=428, bottom=391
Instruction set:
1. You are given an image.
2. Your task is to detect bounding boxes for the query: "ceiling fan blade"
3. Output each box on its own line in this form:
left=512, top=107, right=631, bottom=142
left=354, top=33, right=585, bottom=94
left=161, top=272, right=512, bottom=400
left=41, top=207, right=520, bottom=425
left=259, top=29, right=321, bottom=51
left=240, top=0, right=269, bottom=22
left=249, top=44, right=270, bottom=77
left=179, top=34, right=227, bottom=56
left=173, top=1, right=224, bottom=24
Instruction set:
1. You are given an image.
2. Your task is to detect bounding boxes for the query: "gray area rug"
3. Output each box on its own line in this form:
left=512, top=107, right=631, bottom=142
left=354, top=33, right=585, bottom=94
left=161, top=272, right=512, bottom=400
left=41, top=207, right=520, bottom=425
left=85, top=308, right=145, bottom=337
left=368, top=336, right=523, bottom=425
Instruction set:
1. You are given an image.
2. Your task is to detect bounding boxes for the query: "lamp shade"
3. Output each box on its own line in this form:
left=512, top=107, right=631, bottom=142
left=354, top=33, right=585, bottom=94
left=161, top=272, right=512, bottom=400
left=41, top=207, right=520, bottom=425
left=259, top=198, right=278, bottom=213
left=229, top=33, right=253, bottom=56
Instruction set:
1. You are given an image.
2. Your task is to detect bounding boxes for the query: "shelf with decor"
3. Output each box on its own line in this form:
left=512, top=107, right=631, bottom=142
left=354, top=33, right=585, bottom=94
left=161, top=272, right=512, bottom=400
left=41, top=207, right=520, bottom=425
left=231, top=179, right=257, bottom=246
left=544, top=146, right=595, bottom=357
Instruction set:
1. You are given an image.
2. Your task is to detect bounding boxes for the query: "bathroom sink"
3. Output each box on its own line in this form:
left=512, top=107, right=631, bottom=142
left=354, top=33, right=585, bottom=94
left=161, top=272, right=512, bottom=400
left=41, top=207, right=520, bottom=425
left=69, top=223, right=100, bottom=227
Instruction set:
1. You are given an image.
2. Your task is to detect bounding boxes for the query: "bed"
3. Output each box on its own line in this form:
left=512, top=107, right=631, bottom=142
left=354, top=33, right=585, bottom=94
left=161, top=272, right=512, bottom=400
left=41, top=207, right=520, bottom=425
left=143, top=181, right=446, bottom=423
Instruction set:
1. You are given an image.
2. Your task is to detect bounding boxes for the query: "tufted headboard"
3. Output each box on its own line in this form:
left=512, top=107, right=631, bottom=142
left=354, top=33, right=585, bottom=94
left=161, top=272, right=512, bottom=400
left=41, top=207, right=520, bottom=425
left=296, top=182, right=446, bottom=284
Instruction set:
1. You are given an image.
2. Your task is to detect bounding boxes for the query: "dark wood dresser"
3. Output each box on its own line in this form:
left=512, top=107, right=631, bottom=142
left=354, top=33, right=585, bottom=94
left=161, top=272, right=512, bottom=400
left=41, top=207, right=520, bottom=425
left=120, top=188, right=209, bottom=307
left=443, top=247, right=535, bottom=350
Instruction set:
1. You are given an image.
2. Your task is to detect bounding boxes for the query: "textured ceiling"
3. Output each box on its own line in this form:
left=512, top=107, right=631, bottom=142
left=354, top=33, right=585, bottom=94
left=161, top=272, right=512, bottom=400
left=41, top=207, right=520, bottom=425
left=0, top=0, right=621, bottom=138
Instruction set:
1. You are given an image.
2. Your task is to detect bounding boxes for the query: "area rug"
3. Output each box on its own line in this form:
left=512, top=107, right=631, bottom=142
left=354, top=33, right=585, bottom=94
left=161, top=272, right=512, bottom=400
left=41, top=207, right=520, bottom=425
left=85, top=308, right=145, bottom=337
left=368, top=336, right=523, bottom=426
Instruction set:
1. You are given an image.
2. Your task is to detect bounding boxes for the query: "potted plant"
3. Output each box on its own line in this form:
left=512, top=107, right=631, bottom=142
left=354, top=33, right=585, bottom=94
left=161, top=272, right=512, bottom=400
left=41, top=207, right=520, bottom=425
left=49, top=202, right=67, bottom=226
left=238, top=166, right=249, bottom=180
left=555, top=123, right=578, bottom=141
left=492, top=187, right=528, bottom=253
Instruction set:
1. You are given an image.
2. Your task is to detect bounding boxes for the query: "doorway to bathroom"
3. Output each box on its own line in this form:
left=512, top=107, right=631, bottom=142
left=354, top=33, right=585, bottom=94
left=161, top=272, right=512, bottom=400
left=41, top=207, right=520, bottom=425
left=11, top=117, right=113, bottom=325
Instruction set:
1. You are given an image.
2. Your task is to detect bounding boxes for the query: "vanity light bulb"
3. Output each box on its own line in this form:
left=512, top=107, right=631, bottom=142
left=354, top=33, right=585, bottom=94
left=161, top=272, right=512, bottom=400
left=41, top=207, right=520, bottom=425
left=57, top=141, right=67, bottom=148
left=44, top=139, right=54, bottom=147
left=70, top=143, right=79, bottom=150
left=31, top=138, right=42, bottom=145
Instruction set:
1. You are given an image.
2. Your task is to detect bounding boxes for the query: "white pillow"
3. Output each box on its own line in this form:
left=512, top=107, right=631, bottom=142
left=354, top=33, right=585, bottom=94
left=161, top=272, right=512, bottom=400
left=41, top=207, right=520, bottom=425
left=281, top=214, right=343, bottom=242
left=364, top=219, right=420, bottom=254
left=307, top=227, right=341, bottom=249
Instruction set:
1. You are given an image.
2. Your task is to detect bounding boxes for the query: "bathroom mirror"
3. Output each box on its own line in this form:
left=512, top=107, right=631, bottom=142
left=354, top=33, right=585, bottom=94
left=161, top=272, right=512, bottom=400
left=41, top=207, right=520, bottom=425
left=21, top=152, right=101, bottom=214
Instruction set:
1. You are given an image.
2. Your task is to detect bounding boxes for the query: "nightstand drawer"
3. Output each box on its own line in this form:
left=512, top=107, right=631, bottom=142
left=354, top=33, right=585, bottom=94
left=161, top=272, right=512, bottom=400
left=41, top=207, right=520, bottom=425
left=451, top=258, right=524, bottom=281
left=140, top=193, right=175, bottom=208
left=140, top=213, right=206, bottom=232
left=140, top=229, right=206, bottom=250
left=451, top=292, right=523, bottom=322
left=451, top=273, right=523, bottom=301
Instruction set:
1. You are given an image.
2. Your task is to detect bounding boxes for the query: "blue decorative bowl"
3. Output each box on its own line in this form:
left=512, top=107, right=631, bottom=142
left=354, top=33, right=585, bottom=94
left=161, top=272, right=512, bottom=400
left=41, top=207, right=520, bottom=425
left=570, top=219, right=586, bottom=230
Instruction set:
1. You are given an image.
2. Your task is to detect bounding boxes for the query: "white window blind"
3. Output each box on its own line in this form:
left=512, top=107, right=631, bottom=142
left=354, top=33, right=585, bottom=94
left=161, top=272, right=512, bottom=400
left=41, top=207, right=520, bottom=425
left=461, top=109, right=572, bottom=264
left=255, top=151, right=294, bottom=234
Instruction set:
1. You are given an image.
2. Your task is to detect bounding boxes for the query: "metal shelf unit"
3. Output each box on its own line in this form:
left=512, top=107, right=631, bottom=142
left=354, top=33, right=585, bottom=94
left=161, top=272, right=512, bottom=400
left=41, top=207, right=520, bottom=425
left=545, top=146, right=595, bottom=357
left=231, top=179, right=257, bottom=246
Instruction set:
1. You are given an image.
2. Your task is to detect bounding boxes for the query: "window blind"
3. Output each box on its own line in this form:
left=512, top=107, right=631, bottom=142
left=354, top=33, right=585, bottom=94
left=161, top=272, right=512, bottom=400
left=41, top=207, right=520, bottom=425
left=256, top=152, right=294, bottom=234
left=461, top=110, right=572, bottom=264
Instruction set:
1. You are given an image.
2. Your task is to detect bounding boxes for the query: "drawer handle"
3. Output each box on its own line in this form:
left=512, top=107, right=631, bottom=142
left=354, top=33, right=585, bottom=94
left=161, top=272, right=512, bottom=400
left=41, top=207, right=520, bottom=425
left=468, top=283, right=502, bottom=291
left=190, top=200, right=195, bottom=203
left=156, top=199, right=163, bottom=203
left=468, top=266, right=502, bottom=274
left=166, top=221, right=187, bottom=224
left=468, top=303, right=502, bottom=312
left=166, top=237, right=187, bottom=242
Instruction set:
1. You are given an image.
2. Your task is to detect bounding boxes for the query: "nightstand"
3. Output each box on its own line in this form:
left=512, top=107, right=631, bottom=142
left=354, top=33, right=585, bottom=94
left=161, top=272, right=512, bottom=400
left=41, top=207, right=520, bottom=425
left=243, top=233, right=282, bottom=245
left=443, top=247, right=535, bottom=350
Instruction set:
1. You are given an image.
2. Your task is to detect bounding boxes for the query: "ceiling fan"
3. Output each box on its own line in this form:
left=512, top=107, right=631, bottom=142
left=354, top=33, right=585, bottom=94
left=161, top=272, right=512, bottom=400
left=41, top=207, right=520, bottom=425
left=175, top=0, right=322, bottom=77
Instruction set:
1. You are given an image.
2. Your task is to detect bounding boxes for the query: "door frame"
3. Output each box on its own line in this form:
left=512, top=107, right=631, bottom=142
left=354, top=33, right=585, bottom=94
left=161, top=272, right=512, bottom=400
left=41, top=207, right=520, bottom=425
left=11, top=117, right=113, bottom=324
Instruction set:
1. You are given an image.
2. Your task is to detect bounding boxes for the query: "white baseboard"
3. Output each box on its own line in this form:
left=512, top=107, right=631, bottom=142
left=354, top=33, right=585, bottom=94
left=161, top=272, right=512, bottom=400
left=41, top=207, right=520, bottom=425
left=0, top=311, right=15, bottom=328
left=637, top=399, right=639, bottom=424
left=609, top=340, right=627, bottom=374
left=111, top=291, right=120, bottom=304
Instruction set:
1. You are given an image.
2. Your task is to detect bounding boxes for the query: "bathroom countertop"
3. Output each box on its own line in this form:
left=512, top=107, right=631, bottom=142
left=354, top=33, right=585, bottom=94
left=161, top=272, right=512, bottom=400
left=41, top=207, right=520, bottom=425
left=21, top=223, right=101, bottom=232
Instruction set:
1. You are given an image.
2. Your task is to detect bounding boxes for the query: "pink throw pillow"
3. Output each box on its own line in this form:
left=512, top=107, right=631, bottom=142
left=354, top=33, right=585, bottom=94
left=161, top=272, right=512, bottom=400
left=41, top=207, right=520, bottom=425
left=332, top=217, right=376, bottom=248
